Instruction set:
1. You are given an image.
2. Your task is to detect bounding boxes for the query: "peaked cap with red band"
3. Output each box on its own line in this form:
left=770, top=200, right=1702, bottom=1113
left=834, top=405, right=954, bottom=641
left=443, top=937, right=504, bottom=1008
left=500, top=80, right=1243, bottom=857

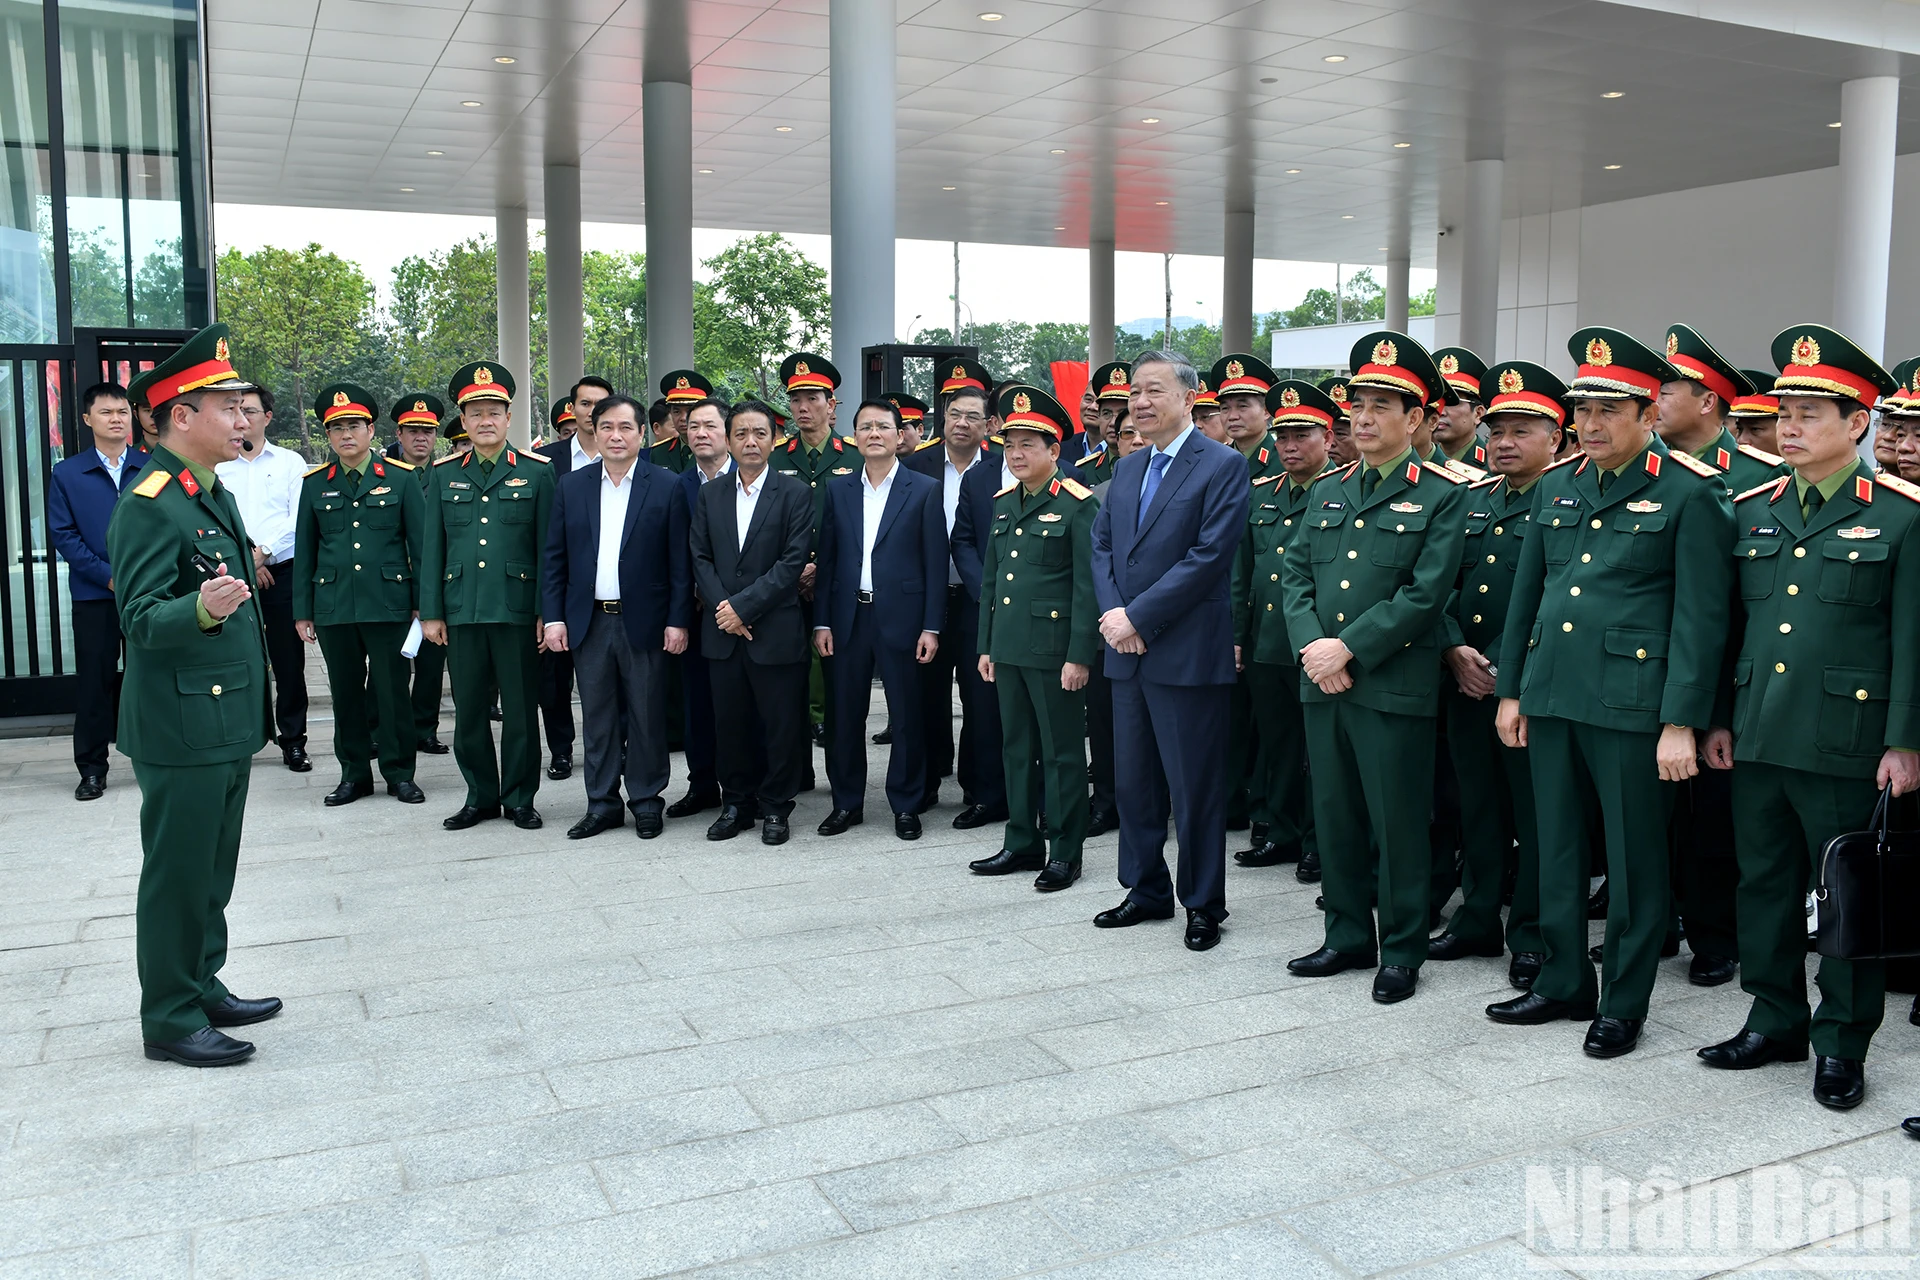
left=1432, top=347, right=1488, bottom=401
left=778, top=352, right=840, bottom=394
left=886, top=392, right=928, bottom=424
left=550, top=397, right=576, bottom=430
left=144, top=323, right=254, bottom=406
left=1211, top=353, right=1277, bottom=400
left=1192, top=376, right=1219, bottom=408
left=1663, top=323, right=1755, bottom=406
left=1091, top=361, right=1133, bottom=403
left=1768, top=325, right=1896, bottom=408
left=1347, top=330, right=1442, bottom=404
left=659, top=369, right=713, bottom=404
left=1564, top=327, right=1679, bottom=401
left=1264, top=379, right=1337, bottom=429
left=1877, top=357, right=1920, bottom=415
left=447, top=360, right=516, bottom=407
left=1316, top=376, right=1351, bottom=420
left=994, top=383, right=1069, bottom=441
left=938, top=357, right=993, bottom=398
left=1729, top=370, right=1781, bottom=419
left=391, top=393, right=444, bottom=428
left=313, top=382, right=376, bottom=426
left=1482, top=361, right=1568, bottom=426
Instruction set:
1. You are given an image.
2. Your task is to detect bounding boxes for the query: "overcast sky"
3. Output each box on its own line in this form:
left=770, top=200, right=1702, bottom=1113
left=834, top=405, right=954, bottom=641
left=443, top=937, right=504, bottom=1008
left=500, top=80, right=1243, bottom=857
left=214, top=203, right=1437, bottom=338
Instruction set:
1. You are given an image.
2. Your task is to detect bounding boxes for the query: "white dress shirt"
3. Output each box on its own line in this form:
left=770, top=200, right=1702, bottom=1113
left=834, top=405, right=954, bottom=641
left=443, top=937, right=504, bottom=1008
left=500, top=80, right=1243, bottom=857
left=859, top=460, right=898, bottom=594
left=216, top=439, right=305, bottom=563
left=735, top=468, right=765, bottom=551
left=696, top=456, right=734, bottom=484
left=941, top=449, right=979, bottom=585
left=570, top=436, right=594, bottom=472
left=97, top=448, right=127, bottom=491
left=594, top=464, right=634, bottom=600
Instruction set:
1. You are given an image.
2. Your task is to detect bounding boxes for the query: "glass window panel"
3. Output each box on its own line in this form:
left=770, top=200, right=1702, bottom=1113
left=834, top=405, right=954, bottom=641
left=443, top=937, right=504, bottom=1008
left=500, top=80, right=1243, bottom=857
left=0, top=1, right=56, bottom=344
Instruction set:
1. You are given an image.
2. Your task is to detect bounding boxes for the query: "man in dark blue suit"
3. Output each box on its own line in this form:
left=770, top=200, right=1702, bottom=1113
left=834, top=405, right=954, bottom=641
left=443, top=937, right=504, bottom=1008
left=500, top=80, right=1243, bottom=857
left=813, top=399, right=948, bottom=839
left=669, top=398, right=738, bottom=818
left=50, top=382, right=149, bottom=801
left=1089, top=349, right=1247, bottom=950
left=540, top=395, right=692, bottom=840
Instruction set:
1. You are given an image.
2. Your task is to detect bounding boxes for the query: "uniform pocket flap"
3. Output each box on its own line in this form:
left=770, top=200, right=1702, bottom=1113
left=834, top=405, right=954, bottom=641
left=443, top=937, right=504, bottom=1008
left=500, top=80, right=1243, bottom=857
left=312, top=567, right=336, bottom=584
left=1737, top=539, right=1781, bottom=559
left=177, top=662, right=250, bottom=696
left=506, top=561, right=534, bottom=580
left=1733, top=657, right=1752, bottom=686
left=1611, top=512, right=1668, bottom=533
left=1250, top=508, right=1281, bottom=526
left=1603, top=628, right=1668, bottom=660
left=441, top=488, right=474, bottom=502
left=1822, top=540, right=1889, bottom=563
left=1381, top=512, right=1428, bottom=532
left=443, top=563, right=462, bottom=581
left=1823, top=667, right=1888, bottom=701
left=382, top=565, right=409, bottom=581
left=1030, top=599, right=1067, bottom=620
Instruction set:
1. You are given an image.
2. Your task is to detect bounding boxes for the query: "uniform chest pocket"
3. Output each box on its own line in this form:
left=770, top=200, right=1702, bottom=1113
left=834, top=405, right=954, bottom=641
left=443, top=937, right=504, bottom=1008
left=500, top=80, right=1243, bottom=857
left=1034, top=526, right=1070, bottom=567
left=176, top=662, right=255, bottom=751
left=1309, top=511, right=1349, bottom=562
left=1817, top=540, right=1889, bottom=605
left=1370, top=513, right=1427, bottom=569
left=361, top=492, right=402, bottom=526
left=1734, top=538, right=1781, bottom=599
left=1463, top=516, right=1490, bottom=538
left=441, top=488, right=475, bottom=522
left=1817, top=666, right=1890, bottom=756
left=1249, top=505, right=1281, bottom=528
left=1602, top=512, right=1669, bottom=573
left=496, top=490, right=534, bottom=522
left=314, top=496, right=349, bottom=533
left=1539, top=518, right=1579, bottom=565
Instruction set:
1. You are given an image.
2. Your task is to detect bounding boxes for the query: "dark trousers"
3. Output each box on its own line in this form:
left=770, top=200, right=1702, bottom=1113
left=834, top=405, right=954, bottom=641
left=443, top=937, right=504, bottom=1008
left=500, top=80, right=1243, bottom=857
left=413, top=637, right=446, bottom=744
left=576, top=612, right=669, bottom=815
left=1244, top=661, right=1315, bottom=856
left=318, top=620, right=415, bottom=785
left=919, top=585, right=1003, bottom=811
left=1445, top=689, right=1541, bottom=953
left=70, top=597, right=123, bottom=775
left=996, top=664, right=1088, bottom=865
left=1086, top=664, right=1115, bottom=816
left=132, top=757, right=249, bottom=1042
left=1429, top=710, right=1464, bottom=919
left=538, top=648, right=576, bottom=760
left=679, top=630, right=718, bottom=795
left=826, top=604, right=927, bottom=815
left=1670, top=766, right=1740, bottom=961
left=257, top=566, right=308, bottom=746
left=710, top=652, right=806, bottom=817
left=446, top=621, right=541, bottom=809
left=1112, top=674, right=1230, bottom=920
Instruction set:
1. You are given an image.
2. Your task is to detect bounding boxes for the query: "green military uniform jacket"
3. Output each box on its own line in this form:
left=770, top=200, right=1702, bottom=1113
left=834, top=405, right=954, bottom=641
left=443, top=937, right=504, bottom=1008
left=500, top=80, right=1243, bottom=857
left=1727, top=463, right=1920, bottom=776
left=106, top=446, right=271, bottom=763
left=1076, top=443, right=1113, bottom=483
left=1239, top=432, right=1287, bottom=483
left=420, top=446, right=555, bottom=624
left=649, top=434, right=692, bottom=475
left=1495, top=437, right=1734, bottom=732
left=291, top=455, right=424, bottom=625
left=1440, top=474, right=1536, bottom=655
left=978, top=475, right=1101, bottom=667
left=1692, top=426, right=1788, bottom=497
left=1280, top=451, right=1470, bottom=716
left=1233, top=472, right=1317, bottom=666
left=772, top=431, right=856, bottom=554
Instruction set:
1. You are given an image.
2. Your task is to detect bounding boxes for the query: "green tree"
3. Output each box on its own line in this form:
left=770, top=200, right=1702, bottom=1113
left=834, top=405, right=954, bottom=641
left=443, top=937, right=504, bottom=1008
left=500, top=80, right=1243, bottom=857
left=133, top=238, right=185, bottom=328
left=66, top=227, right=128, bottom=329
left=583, top=249, right=646, bottom=398
left=697, top=233, right=829, bottom=398
left=1410, top=285, right=1437, bottom=317
left=215, top=243, right=375, bottom=458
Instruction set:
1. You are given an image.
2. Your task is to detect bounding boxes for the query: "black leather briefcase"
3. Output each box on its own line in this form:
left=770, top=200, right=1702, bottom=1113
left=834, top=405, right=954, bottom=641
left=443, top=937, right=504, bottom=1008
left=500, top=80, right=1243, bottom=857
left=1815, top=786, right=1920, bottom=961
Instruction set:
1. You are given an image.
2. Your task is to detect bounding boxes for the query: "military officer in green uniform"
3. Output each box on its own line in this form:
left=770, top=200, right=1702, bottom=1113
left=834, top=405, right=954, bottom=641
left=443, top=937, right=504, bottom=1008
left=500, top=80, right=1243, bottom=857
left=1487, top=328, right=1735, bottom=1059
left=1729, top=372, right=1783, bottom=457
left=1430, top=361, right=1568, bottom=988
left=1077, top=361, right=1132, bottom=483
left=1432, top=348, right=1491, bottom=470
left=547, top=397, right=575, bottom=447
left=420, top=361, right=555, bottom=831
left=108, top=323, right=280, bottom=1067
left=390, top=394, right=450, bottom=754
left=1282, top=332, right=1470, bottom=1005
left=294, top=382, right=426, bottom=807
left=772, top=352, right=850, bottom=748
left=652, top=369, right=708, bottom=473
left=1695, top=326, right=1914, bottom=1112
left=1232, top=380, right=1337, bottom=871
left=1319, top=376, right=1358, bottom=469
left=967, top=385, right=1100, bottom=890
left=888, top=392, right=929, bottom=442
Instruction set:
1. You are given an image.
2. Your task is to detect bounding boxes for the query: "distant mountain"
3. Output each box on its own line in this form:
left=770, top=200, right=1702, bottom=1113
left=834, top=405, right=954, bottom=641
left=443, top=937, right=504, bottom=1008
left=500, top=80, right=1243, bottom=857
left=1119, top=315, right=1205, bottom=336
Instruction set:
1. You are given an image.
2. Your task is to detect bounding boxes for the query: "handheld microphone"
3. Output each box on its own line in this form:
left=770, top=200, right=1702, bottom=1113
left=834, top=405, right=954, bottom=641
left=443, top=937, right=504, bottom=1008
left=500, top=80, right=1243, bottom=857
left=242, top=439, right=256, bottom=453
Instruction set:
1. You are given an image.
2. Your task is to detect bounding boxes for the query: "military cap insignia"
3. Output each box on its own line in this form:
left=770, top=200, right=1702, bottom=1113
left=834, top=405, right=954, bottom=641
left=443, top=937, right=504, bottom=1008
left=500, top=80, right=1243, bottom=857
left=1790, top=335, right=1822, bottom=366
left=1108, top=368, right=1127, bottom=386
left=1438, top=354, right=1459, bottom=376
left=1498, top=368, right=1526, bottom=394
left=413, top=399, right=427, bottom=413
left=1280, top=387, right=1300, bottom=408
left=215, top=337, right=230, bottom=362
left=1372, top=339, right=1398, bottom=367
left=1586, top=337, right=1613, bottom=366
left=795, top=360, right=810, bottom=376
left=1013, top=391, right=1031, bottom=414
left=332, top=390, right=350, bottom=407
left=675, top=376, right=689, bottom=390
left=475, top=366, right=494, bottom=385
left=1227, top=359, right=1245, bottom=378
left=952, top=364, right=966, bottom=379
left=1329, top=383, right=1348, bottom=404
left=1836, top=526, right=1880, bottom=539
left=1625, top=500, right=1662, bottom=513
left=1037, top=512, right=1063, bottom=522
left=504, top=476, right=528, bottom=487
left=1665, top=332, right=1680, bottom=357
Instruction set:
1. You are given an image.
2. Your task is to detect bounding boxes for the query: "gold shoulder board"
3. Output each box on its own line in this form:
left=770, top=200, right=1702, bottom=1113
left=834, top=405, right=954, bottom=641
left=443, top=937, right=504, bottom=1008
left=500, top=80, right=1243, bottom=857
left=433, top=454, right=462, bottom=466
left=1421, top=460, right=1467, bottom=484
left=1668, top=450, right=1720, bottom=479
left=303, top=462, right=328, bottom=478
left=994, top=480, right=1019, bottom=498
left=131, top=470, right=170, bottom=498
left=1876, top=472, right=1920, bottom=503
left=1738, top=443, right=1786, bottom=467
left=521, top=450, right=551, bottom=463
left=913, top=437, right=942, bottom=451
left=1545, top=453, right=1583, bottom=471
left=387, top=458, right=415, bottom=471
left=1252, top=474, right=1281, bottom=488
left=1058, top=477, right=1093, bottom=500
left=1468, top=474, right=1502, bottom=489
left=1733, top=479, right=1782, bottom=502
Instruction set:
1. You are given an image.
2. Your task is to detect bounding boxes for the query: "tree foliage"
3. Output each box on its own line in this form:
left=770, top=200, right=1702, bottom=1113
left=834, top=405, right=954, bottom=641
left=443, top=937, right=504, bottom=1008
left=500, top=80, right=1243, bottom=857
left=696, top=233, right=830, bottom=399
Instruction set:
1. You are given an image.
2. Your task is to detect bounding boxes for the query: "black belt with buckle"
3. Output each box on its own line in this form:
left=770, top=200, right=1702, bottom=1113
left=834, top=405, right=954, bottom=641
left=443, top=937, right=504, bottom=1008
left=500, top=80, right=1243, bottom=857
left=595, top=600, right=621, bottom=614
left=856, top=590, right=874, bottom=604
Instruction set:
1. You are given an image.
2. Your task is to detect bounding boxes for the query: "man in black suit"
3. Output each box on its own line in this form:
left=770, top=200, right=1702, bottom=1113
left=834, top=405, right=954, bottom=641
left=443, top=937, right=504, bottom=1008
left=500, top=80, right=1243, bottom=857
left=814, top=400, right=947, bottom=839
left=541, top=394, right=691, bottom=840
left=667, top=397, right=736, bottom=818
left=689, top=401, right=815, bottom=845
left=533, top=375, right=614, bottom=780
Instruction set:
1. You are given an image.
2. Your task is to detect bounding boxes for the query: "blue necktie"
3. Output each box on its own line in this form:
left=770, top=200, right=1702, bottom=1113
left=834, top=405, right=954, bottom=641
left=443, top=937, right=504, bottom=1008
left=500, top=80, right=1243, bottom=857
left=1138, top=452, right=1171, bottom=530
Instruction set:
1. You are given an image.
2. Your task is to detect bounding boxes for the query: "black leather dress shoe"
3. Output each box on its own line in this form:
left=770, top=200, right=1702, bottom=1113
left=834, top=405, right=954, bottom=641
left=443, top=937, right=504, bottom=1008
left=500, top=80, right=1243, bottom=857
left=1904, top=1115, right=1920, bottom=1139
left=1295, top=850, right=1322, bottom=883
left=810, top=723, right=827, bottom=748
left=894, top=812, right=922, bottom=840
left=818, top=807, right=863, bottom=836
left=1588, top=944, right=1604, bottom=964
left=568, top=810, right=623, bottom=840
left=387, top=780, right=425, bottom=804
left=205, top=994, right=282, bottom=1027
left=707, top=805, right=755, bottom=840
left=443, top=804, right=501, bottom=830
left=283, top=744, right=313, bottom=772
left=1698, top=1029, right=1808, bottom=1070
left=1487, top=991, right=1596, bottom=1024
left=1587, top=880, right=1609, bottom=919
left=1235, top=841, right=1302, bottom=867
left=1508, top=952, right=1544, bottom=989
left=761, top=814, right=790, bottom=845
left=74, top=774, right=105, bottom=802
left=1583, top=1016, right=1643, bottom=1058
left=1427, top=932, right=1503, bottom=961
left=1373, top=965, right=1417, bottom=1004
left=546, top=754, right=572, bottom=781
left=666, top=790, right=721, bottom=819
left=1093, top=898, right=1175, bottom=928
left=952, top=804, right=1005, bottom=830
left=1688, top=953, right=1737, bottom=987
left=871, top=725, right=892, bottom=744
left=324, top=779, right=373, bottom=807
left=1286, top=947, right=1376, bottom=977
left=1086, top=807, right=1118, bottom=837
left=418, top=736, right=450, bottom=755
left=509, top=806, right=542, bottom=830
left=1034, top=860, right=1079, bottom=892
left=633, top=808, right=664, bottom=839
left=1814, top=1056, right=1866, bottom=1110
left=1184, top=911, right=1221, bottom=952
left=1248, top=820, right=1269, bottom=847
left=970, top=848, right=1045, bottom=876
left=144, top=1025, right=254, bottom=1067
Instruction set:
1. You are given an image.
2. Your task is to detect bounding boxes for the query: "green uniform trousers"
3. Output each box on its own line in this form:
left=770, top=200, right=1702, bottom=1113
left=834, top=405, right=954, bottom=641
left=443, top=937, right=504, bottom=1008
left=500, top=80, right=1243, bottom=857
left=447, top=621, right=541, bottom=809
left=1245, top=662, right=1315, bottom=856
left=1530, top=716, right=1673, bottom=1017
left=1445, top=689, right=1542, bottom=953
left=412, top=636, right=446, bottom=743
left=1733, top=763, right=1885, bottom=1059
left=1303, top=700, right=1434, bottom=968
left=132, top=758, right=250, bottom=1042
left=319, top=621, right=415, bottom=785
left=996, top=665, right=1088, bottom=865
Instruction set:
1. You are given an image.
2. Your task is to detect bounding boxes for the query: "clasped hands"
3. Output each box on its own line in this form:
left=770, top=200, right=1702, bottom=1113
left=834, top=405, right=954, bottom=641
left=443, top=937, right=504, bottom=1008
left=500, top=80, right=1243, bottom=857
left=1098, top=608, right=1146, bottom=655
left=1299, top=637, right=1354, bottom=694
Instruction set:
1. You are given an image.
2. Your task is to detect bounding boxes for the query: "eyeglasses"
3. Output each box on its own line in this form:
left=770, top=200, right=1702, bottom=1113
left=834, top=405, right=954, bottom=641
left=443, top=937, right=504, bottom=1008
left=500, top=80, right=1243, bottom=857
left=947, top=412, right=989, bottom=427
left=241, top=406, right=269, bottom=418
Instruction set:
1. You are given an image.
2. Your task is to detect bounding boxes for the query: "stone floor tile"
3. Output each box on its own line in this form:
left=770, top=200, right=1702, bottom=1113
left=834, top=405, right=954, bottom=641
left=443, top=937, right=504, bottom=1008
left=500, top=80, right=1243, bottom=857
left=0, top=1230, right=192, bottom=1280
left=1025, top=1218, right=1341, bottom=1280
left=678, top=1201, right=1087, bottom=1279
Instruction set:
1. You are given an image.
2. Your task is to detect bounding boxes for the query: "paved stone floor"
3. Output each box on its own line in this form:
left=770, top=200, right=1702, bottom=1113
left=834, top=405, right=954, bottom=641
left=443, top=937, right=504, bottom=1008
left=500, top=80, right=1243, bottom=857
left=3, top=704, right=1919, bottom=1278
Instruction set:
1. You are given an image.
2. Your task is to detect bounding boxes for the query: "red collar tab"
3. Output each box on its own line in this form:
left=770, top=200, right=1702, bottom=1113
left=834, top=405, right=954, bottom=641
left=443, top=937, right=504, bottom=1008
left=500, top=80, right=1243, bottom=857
left=1576, top=456, right=1591, bottom=475
left=373, top=461, right=385, bottom=478
left=831, top=437, right=845, bottom=452
left=327, top=464, right=337, bottom=480
left=177, top=467, right=200, bottom=497
left=505, top=450, right=516, bottom=466
left=1645, top=451, right=1663, bottom=477
left=1473, top=444, right=1486, bottom=463
left=460, top=451, right=471, bottom=466
left=1771, top=476, right=1791, bottom=503
left=1257, top=447, right=1269, bottom=465
left=786, top=438, right=798, bottom=453
left=1856, top=474, right=1874, bottom=504
left=1404, top=460, right=1421, bottom=485
left=1715, top=447, right=1731, bottom=470
left=1048, top=477, right=1061, bottom=496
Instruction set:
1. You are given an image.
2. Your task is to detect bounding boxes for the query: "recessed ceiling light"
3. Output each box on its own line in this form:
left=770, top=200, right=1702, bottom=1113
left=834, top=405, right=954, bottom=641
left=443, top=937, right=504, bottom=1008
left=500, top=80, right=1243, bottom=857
left=1285, top=168, right=1301, bottom=174
left=1392, top=141, right=1411, bottom=148
left=400, top=187, right=414, bottom=192
left=461, top=100, right=482, bottom=107
left=698, top=168, right=714, bottom=174
left=1049, top=148, right=1066, bottom=154
left=1829, top=121, right=1843, bottom=128
left=1054, top=225, right=1066, bottom=230
left=1601, top=91, right=1623, bottom=99
left=1377, top=247, right=1389, bottom=252
left=978, top=10, right=1003, bottom=18
left=1323, top=54, right=1347, bottom=63
left=942, top=185, right=956, bottom=191
left=1259, top=76, right=1277, bottom=84
left=1155, top=200, right=1169, bottom=206
left=1341, top=214, right=1355, bottom=220
left=494, top=55, right=516, bottom=64
left=1141, top=116, right=1160, bottom=124
left=775, top=125, right=793, bottom=132
left=426, top=150, right=443, bottom=156
left=1604, top=163, right=1622, bottom=170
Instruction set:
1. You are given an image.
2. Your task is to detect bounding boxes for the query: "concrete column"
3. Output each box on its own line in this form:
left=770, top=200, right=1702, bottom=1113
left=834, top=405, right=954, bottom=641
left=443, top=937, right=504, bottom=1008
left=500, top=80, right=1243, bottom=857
left=1089, top=238, right=1114, bottom=365
left=544, top=162, right=584, bottom=431
left=1459, top=157, right=1503, bottom=359
left=643, top=80, right=694, bottom=383
left=1386, top=255, right=1410, bottom=333
left=1222, top=207, right=1253, bottom=353
left=495, top=203, right=531, bottom=447
left=829, top=0, right=895, bottom=400
left=1834, top=76, right=1899, bottom=360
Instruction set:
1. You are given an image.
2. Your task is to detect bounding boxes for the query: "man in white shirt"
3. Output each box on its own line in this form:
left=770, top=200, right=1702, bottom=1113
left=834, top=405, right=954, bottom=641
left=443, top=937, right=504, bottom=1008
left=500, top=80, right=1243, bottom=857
left=217, top=385, right=311, bottom=771
left=666, top=399, right=736, bottom=819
